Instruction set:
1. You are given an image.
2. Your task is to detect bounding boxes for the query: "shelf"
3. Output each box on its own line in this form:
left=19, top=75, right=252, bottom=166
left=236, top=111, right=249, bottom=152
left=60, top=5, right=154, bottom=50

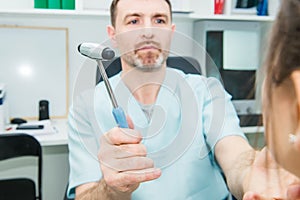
left=0, top=9, right=274, bottom=22
left=0, top=9, right=110, bottom=18
left=189, top=13, right=275, bottom=22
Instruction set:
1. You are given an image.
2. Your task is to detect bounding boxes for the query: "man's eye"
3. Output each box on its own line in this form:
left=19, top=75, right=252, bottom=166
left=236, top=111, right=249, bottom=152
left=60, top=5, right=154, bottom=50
left=155, top=19, right=166, bottom=24
left=129, top=19, right=138, bottom=24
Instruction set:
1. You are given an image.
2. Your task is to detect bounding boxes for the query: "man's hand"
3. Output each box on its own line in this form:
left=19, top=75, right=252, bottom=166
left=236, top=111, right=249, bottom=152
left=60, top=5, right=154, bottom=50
left=98, top=120, right=161, bottom=197
left=242, top=147, right=300, bottom=200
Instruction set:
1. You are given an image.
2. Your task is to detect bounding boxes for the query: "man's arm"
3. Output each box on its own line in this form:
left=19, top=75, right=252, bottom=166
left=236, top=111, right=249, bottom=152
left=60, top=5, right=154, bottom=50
left=75, top=180, right=131, bottom=200
left=215, top=135, right=255, bottom=199
left=75, top=166, right=161, bottom=200
left=75, top=169, right=161, bottom=200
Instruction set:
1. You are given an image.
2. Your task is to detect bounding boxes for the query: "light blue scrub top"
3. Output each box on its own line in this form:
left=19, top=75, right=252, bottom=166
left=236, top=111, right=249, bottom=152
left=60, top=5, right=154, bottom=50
left=67, top=68, right=246, bottom=199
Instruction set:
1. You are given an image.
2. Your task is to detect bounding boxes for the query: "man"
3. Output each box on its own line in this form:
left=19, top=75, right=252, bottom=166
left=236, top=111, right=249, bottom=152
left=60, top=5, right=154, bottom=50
left=67, top=0, right=300, bottom=199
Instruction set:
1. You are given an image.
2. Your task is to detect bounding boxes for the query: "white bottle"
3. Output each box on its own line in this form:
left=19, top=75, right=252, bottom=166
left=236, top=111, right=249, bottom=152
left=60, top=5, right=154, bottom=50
left=0, top=84, right=6, bottom=132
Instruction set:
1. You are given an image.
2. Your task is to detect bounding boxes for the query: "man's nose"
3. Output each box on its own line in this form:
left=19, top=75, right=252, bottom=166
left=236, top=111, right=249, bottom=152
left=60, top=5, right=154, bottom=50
left=141, top=19, right=154, bottom=39
left=142, top=27, right=154, bottom=39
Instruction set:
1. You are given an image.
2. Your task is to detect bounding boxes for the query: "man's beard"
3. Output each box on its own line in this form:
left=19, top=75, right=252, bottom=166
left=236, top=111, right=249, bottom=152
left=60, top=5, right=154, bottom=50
left=122, top=42, right=168, bottom=72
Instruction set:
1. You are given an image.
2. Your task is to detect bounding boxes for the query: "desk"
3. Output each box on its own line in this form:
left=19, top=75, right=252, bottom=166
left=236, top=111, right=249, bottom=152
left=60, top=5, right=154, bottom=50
left=0, top=119, right=69, bottom=200
left=39, top=119, right=69, bottom=200
left=31, top=119, right=68, bottom=146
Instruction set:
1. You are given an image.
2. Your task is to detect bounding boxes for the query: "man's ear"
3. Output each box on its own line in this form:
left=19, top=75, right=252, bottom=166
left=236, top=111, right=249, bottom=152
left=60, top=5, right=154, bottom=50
left=171, top=23, right=176, bottom=32
left=107, top=25, right=118, bottom=48
left=290, top=70, right=300, bottom=151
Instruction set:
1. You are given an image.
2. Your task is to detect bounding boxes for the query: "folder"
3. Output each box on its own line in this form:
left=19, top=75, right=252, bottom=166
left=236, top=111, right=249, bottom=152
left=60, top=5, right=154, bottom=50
left=48, top=0, right=61, bottom=9
left=62, top=0, right=75, bottom=10
left=34, top=0, right=48, bottom=8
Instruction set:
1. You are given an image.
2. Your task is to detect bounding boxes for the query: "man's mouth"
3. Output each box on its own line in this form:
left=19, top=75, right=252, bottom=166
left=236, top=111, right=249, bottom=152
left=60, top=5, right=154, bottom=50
left=135, top=45, right=160, bottom=53
left=134, top=41, right=161, bottom=52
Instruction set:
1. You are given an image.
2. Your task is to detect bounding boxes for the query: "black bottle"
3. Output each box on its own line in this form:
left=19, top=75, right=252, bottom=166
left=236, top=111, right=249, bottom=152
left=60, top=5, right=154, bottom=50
left=39, top=100, right=49, bottom=120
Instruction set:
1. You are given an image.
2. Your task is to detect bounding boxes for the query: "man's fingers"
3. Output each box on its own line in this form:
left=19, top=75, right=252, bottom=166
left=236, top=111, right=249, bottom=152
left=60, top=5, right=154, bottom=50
left=103, top=127, right=142, bottom=145
left=103, top=168, right=161, bottom=193
left=287, top=184, right=300, bottom=200
left=243, top=192, right=268, bottom=200
left=117, top=143, right=147, bottom=157
left=243, top=192, right=259, bottom=200
left=121, top=168, right=162, bottom=184
left=99, top=143, right=147, bottom=162
left=104, top=168, right=161, bottom=191
left=101, top=156, right=154, bottom=172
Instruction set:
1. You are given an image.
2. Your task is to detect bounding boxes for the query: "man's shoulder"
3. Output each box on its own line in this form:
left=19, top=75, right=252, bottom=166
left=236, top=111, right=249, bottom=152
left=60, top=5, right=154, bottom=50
left=167, top=67, right=203, bottom=80
left=96, top=72, right=121, bottom=88
left=167, top=67, right=219, bottom=86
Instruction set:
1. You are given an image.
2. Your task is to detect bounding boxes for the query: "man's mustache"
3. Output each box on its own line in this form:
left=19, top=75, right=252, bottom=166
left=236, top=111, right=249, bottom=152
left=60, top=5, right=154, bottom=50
left=134, top=41, right=161, bottom=50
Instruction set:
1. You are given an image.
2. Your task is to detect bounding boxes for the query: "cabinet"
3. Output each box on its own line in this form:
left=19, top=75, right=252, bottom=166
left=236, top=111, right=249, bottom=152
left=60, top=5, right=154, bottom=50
left=192, top=17, right=272, bottom=127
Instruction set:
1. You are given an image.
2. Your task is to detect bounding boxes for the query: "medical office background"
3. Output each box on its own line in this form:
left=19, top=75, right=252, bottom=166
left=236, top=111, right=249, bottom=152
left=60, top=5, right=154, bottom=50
left=0, top=0, right=280, bottom=199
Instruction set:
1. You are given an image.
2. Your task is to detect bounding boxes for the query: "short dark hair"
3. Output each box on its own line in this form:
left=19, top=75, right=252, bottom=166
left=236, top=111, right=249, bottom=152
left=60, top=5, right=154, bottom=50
left=110, top=0, right=172, bottom=27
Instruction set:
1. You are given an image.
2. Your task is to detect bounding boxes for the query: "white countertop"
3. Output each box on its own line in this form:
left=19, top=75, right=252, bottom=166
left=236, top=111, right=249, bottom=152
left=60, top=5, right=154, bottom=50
left=36, top=119, right=68, bottom=146
left=4, top=119, right=68, bottom=147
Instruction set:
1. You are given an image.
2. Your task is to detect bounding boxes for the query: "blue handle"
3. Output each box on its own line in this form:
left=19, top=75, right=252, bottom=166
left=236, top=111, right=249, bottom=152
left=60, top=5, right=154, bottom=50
left=112, top=107, right=129, bottom=128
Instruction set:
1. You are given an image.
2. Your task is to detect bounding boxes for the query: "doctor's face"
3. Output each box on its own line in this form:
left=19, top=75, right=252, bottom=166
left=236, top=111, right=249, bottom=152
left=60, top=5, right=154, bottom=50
left=108, top=0, right=175, bottom=71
